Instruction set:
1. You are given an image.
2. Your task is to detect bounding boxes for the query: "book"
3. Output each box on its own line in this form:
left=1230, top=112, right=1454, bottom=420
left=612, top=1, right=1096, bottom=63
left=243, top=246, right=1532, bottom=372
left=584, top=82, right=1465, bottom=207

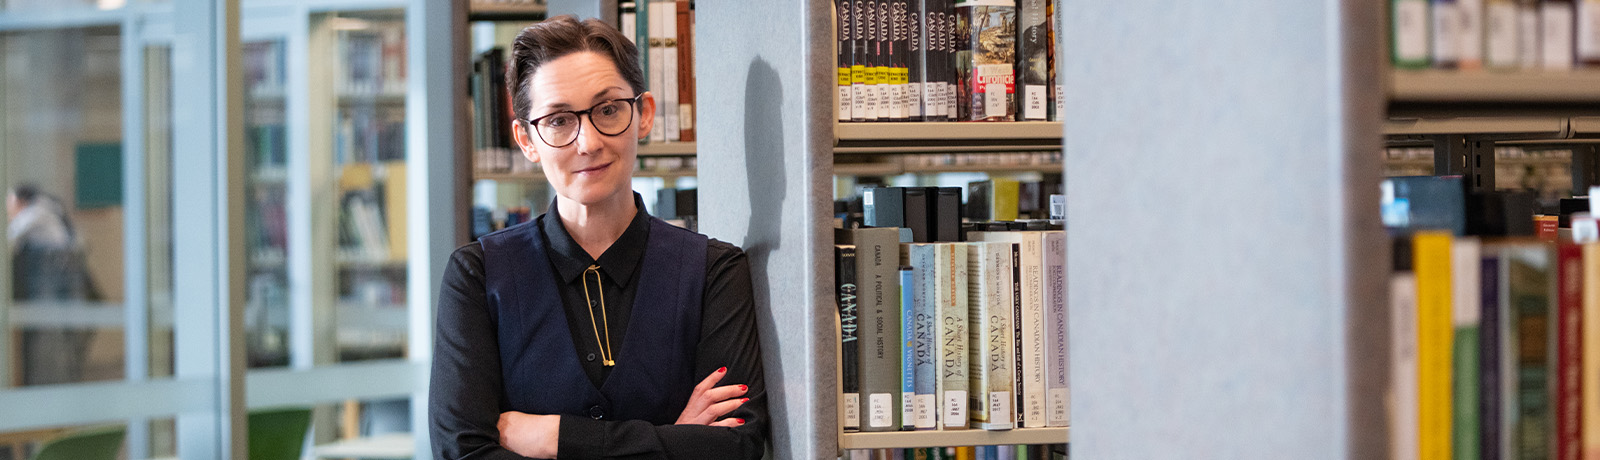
left=905, top=187, right=933, bottom=243
left=1048, top=0, right=1062, bottom=122
left=1481, top=247, right=1506, bottom=460
left=865, top=187, right=907, bottom=229
left=1395, top=0, right=1434, bottom=68
left=968, top=179, right=1021, bottom=222
left=1412, top=231, right=1453, bottom=460
left=839, top=245, right=863, bottom=432
left=1507, top=241, right=1554, bottom=460
left=969, top=230, right=1046, bottom=428
left=876, top=0, right=892, bottom=121
left=1486, top=0, right=1522, bottom=69
left=935, top=243, right=971, bottom=430
left=1460, top=0, right=1486, bottom=69
left=908, top=0, right=926, bottom=121
left=934, top=187, right=963, bottom=242
left=968, top=240, right=1015, bottom=430
left=840, top=0, right=854, bottom=122
left=676, top=0, right=696, bottom=141
left=1521, top=0, right=1543, bottom=69
left=649, top=1, right=667, bottom=141
left=1042, top=231, right=1067, bottom=427
left=1545, top=0, right=1577, bottom=70
left=891, top=0, right=909, bottom=122
left=1015, top=0, right=1049, bottom=120
left=1582, top=243, right=1600, bottom=459
left=621, top=2, right=638, bottom=45
left=1581, top=0, right=1600, bottom=65
left=1452, top=237, right=1482, bottom=460
left=661, top=0, right=681, bottom=141
left=908, top=244, right=940, bottom=429
left=901, top=265, right=917, bottom=430
left=1556, top=243, right=1582, bottom=460
left=954, top=0, right=1017, bottom=121
left=1392, top=238, right=1421, bottom=460
left=1434, top=0, right=1463, bottom=67
left=854, top=0, right=874, bottom=122
left=838, top=227, right=904, bottom=431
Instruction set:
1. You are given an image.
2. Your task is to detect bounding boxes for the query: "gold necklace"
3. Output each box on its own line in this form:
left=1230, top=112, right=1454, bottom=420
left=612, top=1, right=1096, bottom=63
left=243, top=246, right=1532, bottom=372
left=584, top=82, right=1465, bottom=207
left=581, top=265, right=616, bottom=366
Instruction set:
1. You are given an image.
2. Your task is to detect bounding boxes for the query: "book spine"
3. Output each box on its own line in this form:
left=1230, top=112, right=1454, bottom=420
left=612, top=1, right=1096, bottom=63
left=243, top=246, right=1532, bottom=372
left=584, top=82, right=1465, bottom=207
left=943, top=0, right=957, bottom=120
left=966, top=2, right=1016, bottom=121
left=840, top=0, right=854, bottom=122
left=676, top=0, right=695, bottom=141
left=1452, top=238, right=1482, bottom=460
left=1412, top=232, right=1453, bottom=460
left=1510, top=243, right=1556, bottom=460
left=1557, top=243, right=1583, bottom=460
left=1019, top=233, right=1047, bottom=428
left=1582, top=244, right=1600, bottom=460
left=912, top=246, right=939, bottom=429
left=1486, top=0, right=1521, bottom=68
left=1008, top=242, right=1024, bottom=428
left=938, top=243, right=971, bottom=430
left=839, top=245, right=862, bottom=432
left=856, top=227, right=902, bottom=432
left=1460, top=0, right=1486, bottom=69
left=1043, top=231, right=1068, bottom=427
left=662, top=1, right=681, bottom=141
left=1434, top=0, right=1463, bottom=67
left=621, top=3, right=638, bottom=45
left=1545, top=0, right=1578, bottom=69
left=1395, top=0, right=1434, bottom=68
left=1581, top=0, right=1600, bottom=64
left=1393, top=254, right=1421, bottom=460
left=969, top=241, right=1015, bottom=430
left=908, top=0, right=926, bottom=121
left=865, top=0, right=882, bottom=121
left=1016, top=0, right=1049, bottom=120
left=877, top=0, right=893, bottom=121
left=901, top=265, right=917, bottom=430
left=892, top=0, right=910, bottom=122
left=1481, top=253, right=1503, bottom=460
left=649, top=1, right=667, bottom=141
left=1521, top=0, right=1543, bottom=69
left=1049, top=0, right=1063, bottom=122
left=854, top=0, right=872, bottom=122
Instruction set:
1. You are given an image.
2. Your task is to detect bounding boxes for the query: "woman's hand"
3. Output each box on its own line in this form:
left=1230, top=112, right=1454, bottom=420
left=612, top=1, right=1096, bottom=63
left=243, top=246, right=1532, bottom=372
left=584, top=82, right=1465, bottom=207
left=675, top=367, right=750, bottom=427
left=498, top=411, right=560, bottom=459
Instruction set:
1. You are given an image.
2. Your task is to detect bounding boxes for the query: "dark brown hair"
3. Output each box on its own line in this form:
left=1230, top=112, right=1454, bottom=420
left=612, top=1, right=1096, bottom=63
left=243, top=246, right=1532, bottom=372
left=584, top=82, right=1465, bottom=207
left=506, top=15, right=647, bottom=122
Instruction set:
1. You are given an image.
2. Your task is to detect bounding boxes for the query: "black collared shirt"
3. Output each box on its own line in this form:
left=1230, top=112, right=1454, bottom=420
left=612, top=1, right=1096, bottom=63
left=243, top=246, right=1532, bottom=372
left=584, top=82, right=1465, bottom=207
left=430, top=193, right=767, bottom=460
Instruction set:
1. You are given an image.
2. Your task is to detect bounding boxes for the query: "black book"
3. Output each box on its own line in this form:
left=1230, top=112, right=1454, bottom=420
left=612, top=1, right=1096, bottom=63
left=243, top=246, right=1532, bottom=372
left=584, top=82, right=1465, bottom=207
left=836, top=245, right=862, bottom=432
left=656, top=188, right=697, bottom=220
left=1016, top=0, right=1050, bottom=120
left=934, top=187, right=962, bottom=242
left=853, top=0, right=872, bottom=122
left=904, top=187, right=933, bottom=242
left=876, top=0, right=893, bottom=122
left=838, top=0, right=853, bottom=122
left=1008, top=242, right=1024, bottom=427
left=908, top=0, right=926, bottom=121
left=864, top=187, right=907, bottom=228
left=967, top=180, right=992, bottom=223
left=892, top=0, right=910, bottom=122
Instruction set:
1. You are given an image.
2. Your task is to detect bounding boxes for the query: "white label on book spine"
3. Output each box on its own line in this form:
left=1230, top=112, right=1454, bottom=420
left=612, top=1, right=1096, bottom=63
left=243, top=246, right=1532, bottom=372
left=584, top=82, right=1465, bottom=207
left=1396, top=0, right=1431, bottom=61
left=1544, top=3, right=1576, bottom=69
left=844, top=393, right=861, bottom=428
left=914, top=394, right=937, bottom=428
left=1487, top=3, right=1520, bottom=66
left=984, top=83, right=1007, bottom=119
left=890, top=84, right=906, bottom=119
left=1460, top=0, right=1485, bottom=64
left=946, top=82, right=957, bottom=117
left=902, top=391, right=915, bottom=428
left=876, top=83, right=890, bottom=120
left=679, top=104, right=693, bottom=131
left=1521, top=6, right=1542, bottom=68
left=1053, top=85, right=1065, bottom=122
left=839, top=86, right=851, bottom=121
left=1433, top=3, right=1460, bottom=62
left=908, top=82, right=923, bottom=118
left=943, top=390, right=967, bottom=427
left=1048, top=388, right=1069, bottom=425
left=869, top=393, right=893, bottom=427
left=1583, top=2, right=1600, bottom=59
left=988, top=391, right=1012, bottom=428
left=1024, top=86, right=1047, bottom=120
left=853, top=82, right=867, bottom=120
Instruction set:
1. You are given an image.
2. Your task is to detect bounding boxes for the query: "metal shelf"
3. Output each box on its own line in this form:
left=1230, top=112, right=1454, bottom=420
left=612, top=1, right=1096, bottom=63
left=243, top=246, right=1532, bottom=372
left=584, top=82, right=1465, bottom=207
left=836, top=122, right=1063, bottom=154
left=473, top=168, right=696, bottom=182
left=839, top=427, right=1068, bottom=450
left=1383, top=117, right=1569, bottom=138
left=1390, top=70, right=1600, bottom=105
left=639, top=141, right=696, bottom=157
left=468, top=1, right=547, bottom=20
left=1575, top=117, right=1600, bottom=139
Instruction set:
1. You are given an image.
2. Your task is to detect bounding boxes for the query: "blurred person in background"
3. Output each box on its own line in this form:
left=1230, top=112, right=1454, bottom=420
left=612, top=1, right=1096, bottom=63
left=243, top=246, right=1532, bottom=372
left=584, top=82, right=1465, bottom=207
left=7, top=184, right=97, bottom=385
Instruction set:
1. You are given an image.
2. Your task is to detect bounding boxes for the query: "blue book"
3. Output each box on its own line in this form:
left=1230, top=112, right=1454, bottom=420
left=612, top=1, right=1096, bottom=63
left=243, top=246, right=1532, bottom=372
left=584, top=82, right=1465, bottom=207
left=901, top=265, right=917, bottom=430
left=910, top=245, right=939, bottom=430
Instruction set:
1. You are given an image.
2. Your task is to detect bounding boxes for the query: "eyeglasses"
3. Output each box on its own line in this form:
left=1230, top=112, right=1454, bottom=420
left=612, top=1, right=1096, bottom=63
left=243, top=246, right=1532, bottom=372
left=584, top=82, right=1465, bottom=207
left=524, top=94, right=644, bottom=148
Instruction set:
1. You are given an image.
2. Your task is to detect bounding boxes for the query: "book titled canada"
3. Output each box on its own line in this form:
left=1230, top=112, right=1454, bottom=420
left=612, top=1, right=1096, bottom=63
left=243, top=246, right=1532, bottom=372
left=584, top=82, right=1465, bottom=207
left=837, top=245, right=862, bottom=432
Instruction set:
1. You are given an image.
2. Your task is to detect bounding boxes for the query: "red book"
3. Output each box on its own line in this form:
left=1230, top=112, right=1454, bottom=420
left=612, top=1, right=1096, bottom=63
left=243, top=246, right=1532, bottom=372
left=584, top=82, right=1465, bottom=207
left=1558, top=242, right=1584, bottom=460
left=1539, top=215, right=1561, bottom=242
left=675, top=0, right=695, bottom=142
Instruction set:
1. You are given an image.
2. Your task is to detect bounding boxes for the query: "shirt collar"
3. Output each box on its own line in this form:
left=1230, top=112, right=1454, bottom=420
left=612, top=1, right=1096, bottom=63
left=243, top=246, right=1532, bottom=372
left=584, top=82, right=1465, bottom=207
left=542, top=192, right=653, bottom=286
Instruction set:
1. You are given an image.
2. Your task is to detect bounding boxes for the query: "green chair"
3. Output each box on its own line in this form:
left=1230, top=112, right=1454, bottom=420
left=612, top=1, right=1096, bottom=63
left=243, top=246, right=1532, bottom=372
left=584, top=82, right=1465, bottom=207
left=31, top=426, right=125, bottom=460
left=249, top=407, right=313, bottom=460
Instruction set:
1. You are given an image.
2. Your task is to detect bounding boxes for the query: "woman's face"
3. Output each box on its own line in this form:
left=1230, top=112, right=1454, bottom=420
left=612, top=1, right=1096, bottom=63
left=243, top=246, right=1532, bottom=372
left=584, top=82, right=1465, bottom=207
left=514, top=51, right=654, bottom=208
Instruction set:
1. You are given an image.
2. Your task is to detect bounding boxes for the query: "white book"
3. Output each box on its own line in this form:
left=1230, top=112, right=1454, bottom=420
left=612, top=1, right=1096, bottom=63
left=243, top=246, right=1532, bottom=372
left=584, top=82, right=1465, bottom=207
left=621, top=3, right=637, bottom=45
left=1042, top=230, right=1068, bottom=427
left=967, top=241, right=1015, bottom=430
left=1581, top=0, right=1600, bottom=61
left=970, top=231, right=1047, bottom=428
left=1521, top=2, right=1543, bottom=68
left=660, top=1, right=681, bottom=141
left=1460, top=0, right=1486, bottom=67
left=1433, top=1, right=1461, bottom=64
left=1544, top=1, right=1577, bottom=69
left=1486, top=0, right=1522, bottom=68
left=934, top=243, right=971, bottom=430
left=1391, top=270, right=1420, bottom=460
left=648, top=2, right=667, bottom=142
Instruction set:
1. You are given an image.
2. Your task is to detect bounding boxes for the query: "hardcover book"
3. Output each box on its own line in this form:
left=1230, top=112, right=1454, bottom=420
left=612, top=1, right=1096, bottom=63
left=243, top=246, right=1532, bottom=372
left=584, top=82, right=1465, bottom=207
left=839, top=0, right=853, bottom=122
left=1015, top=0, right=1049, bottom=120
left=935, top=242, right=971, bottom=430
left=1486, top=0, right=1521, bottom=69
left=1043, top=230, right=1067, bottom=426
left=967, top=241, right=1015, bottom=430
left=838, top=245, right=862, bottom=431
left=954, top=0, right=1016, bottom=121
left=838, top=227, right=904, bottom=431
left=1394, top=0, right=1433, bottom=68
left=908, top=246, right=939, bottom=429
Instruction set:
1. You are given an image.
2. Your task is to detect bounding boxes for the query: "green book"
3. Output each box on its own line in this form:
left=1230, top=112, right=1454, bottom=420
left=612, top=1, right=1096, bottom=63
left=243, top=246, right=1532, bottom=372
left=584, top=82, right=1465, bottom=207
left=1392, top=0, right=1433, bottom=68
left=1452, top=238, right=1481, bottom=460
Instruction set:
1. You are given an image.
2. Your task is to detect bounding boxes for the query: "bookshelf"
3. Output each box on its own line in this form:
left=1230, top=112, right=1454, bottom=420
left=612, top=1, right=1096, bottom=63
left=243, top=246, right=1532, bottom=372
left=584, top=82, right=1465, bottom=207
left=839, top=428, right=1068, bottom=450
left=1389, top=70, right=1600, bottom=105
left=836, top=122, right=1063, bottom=154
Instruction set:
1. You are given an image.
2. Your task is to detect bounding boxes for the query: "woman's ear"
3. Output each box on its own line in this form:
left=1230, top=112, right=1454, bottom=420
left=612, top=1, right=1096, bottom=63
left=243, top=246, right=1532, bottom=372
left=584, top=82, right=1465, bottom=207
left=636, top=92, right=656, bottom=140
left=511, top=120, right=541, bottom=164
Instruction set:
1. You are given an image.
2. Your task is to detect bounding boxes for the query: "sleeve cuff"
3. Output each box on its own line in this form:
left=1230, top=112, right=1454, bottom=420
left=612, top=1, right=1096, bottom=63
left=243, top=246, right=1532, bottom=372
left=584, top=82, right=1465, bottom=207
left=555, top=414, right=606, bottom=460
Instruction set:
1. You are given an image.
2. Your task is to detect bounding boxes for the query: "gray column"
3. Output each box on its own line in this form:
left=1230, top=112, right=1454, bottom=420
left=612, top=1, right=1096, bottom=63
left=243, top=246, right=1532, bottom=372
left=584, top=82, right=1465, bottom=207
left=695, top=0, right=837, bottom=458
left=1061, top=1, right=1387, bottom=459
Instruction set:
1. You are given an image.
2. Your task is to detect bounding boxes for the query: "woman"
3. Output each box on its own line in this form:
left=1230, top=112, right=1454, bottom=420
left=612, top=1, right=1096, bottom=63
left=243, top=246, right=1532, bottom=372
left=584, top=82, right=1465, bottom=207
left=430, top=15, right=768, bottom=460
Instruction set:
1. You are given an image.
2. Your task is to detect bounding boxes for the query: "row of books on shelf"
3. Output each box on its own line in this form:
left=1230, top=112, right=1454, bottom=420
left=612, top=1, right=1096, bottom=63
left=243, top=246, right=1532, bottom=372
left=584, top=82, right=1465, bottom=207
left=620, top=1, right=697, bottom=142
left=1390, top=0, right=1600, bottom=70
left=836, top=222, right=1067, bottom=432
left=839, top=181, right=1062, bottom=234
left=336, top=20, right=407, bottom=96
left=900, top=152, right=1062, bottom=169
left=470, top=188, right=698, bottom=240
left=336, top=106, right=407, bottom=165
left=835, top=0, right=1063, bottom=123
left=338, top=162, right=407, bottom=264
left=244, top=41, right=287, bottom=98
left=845, top=445, right=1067, bottom=460
left=474, top=155, right=699, bottom=176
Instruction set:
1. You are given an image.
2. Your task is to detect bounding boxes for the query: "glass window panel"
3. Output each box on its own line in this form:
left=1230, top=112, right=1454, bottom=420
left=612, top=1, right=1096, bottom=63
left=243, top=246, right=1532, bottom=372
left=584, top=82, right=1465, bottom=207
left=315, top=10, right=408, bottom=364
left=243, top=39, right=289, bottom=369
left=0, top=422, right=129, bottom=460
left=2, top=26, right=126, bottom=386
left=308, top=396, right=412, bottom=458
left=144, top=44, right=175, bottom=379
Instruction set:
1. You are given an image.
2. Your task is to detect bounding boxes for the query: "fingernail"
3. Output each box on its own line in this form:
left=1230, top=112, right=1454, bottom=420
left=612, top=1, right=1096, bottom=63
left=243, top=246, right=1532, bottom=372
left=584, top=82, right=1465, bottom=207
left=741, top=398, right=749, bottom=403
left=717, top=367, right=727, bottom=373
left=739, top=384, right=747, bottom=392
left=737, top=418, right=746, bottom=424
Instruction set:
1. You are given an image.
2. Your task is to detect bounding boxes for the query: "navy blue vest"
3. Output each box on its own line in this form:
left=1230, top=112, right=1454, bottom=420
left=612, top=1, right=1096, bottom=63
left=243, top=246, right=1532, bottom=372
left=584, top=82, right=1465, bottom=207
left=479, top=216, right=708, bottom=423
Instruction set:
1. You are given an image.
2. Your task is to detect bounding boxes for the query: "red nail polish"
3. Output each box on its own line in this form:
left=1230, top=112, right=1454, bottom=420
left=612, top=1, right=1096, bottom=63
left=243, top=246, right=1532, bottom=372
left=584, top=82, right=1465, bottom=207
left=717, top=367, right=727, bottom=373
left=737, top=418, right=746, bottom=424
left=741, top=398, right=749, bottom=403
left=739, top=384, right=747, bottom=392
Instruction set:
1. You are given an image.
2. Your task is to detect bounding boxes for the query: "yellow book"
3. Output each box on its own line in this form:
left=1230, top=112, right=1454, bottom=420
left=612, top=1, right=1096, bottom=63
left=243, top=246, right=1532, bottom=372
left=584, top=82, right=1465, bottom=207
left=1413, top=232, right=1453, bottom=460
left=992, top=178, right=1020, bottom=222
left=1582, top=243, right=1600, bottom=459
left=954, top=446, right=974, bottom=460
left=382, top=161, right=407, bottom=261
